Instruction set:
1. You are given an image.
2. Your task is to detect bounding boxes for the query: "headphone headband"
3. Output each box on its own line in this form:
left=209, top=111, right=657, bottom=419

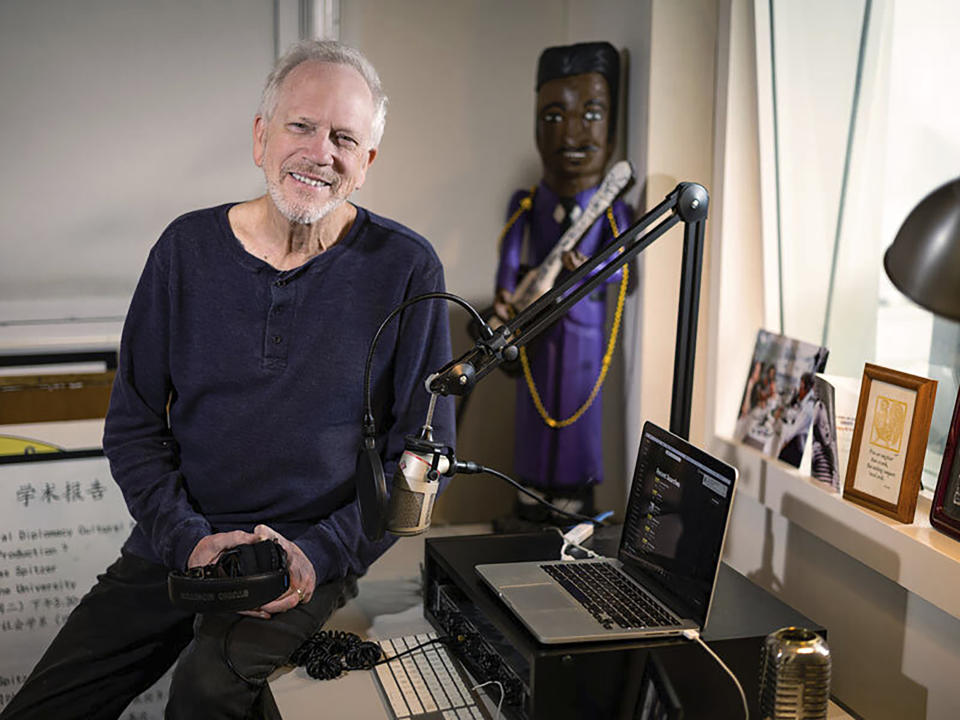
left=168, top=539, right=289, bottom=612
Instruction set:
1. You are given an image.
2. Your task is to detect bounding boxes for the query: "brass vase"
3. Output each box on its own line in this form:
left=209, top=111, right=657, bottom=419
left=759, top=627, right=831, bottom=719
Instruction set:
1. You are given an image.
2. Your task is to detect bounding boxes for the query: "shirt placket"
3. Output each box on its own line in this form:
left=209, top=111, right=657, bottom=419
left=264, top=273, right=295, bottom=369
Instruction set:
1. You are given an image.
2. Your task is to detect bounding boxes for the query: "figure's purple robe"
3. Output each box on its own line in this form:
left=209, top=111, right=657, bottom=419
left=495, top=181, right=632, bottom=489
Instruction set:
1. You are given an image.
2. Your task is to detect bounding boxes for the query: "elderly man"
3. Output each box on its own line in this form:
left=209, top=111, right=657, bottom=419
left=1, top=40, right=453, bottom=720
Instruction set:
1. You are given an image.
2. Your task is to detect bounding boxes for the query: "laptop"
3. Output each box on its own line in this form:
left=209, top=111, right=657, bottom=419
left=475, top=421, right=738, bottom=644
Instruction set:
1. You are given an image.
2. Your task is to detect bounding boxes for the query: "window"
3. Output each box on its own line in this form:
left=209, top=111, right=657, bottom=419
left=759, top=0, right=960, bottom=488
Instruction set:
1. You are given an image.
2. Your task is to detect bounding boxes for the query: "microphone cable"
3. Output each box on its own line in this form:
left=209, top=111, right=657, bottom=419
left=475, top=464, right=606, bottom=527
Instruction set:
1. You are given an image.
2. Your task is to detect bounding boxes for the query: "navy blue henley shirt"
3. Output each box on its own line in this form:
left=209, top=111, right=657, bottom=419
left=102, top=203, right=455, bottom=582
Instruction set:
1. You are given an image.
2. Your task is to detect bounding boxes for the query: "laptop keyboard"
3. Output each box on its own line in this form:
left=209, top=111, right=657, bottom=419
left=541, top=562, right=681, bottom=630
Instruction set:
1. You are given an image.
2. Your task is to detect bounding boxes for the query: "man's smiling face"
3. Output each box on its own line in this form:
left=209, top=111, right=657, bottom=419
left=254, top=60, right=377, bottom=224
left=535, top=71, right=612, bottom=196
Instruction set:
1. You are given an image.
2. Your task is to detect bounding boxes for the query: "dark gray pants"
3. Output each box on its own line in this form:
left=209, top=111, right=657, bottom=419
left=0, top=552, right=355, bottom=720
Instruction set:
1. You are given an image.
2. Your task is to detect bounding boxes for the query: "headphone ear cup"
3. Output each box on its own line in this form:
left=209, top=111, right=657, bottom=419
left=356, top=440, right=388, bottom=542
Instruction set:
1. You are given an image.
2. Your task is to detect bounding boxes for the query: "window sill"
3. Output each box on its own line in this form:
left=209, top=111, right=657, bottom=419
left=710, top=435, right=960, bottom=621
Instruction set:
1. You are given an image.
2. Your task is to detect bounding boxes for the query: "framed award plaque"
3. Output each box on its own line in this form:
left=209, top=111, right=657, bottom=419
left=843, top=363, right=937, bottom=523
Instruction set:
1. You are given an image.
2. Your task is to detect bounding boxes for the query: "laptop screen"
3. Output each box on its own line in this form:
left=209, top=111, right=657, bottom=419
left=618, top=422, right=737, bottom=626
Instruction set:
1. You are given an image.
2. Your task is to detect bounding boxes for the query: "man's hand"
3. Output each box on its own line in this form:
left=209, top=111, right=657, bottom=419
left=245, top=524, right=317, bottom=619
left=187, top=530, right=261, bottom=569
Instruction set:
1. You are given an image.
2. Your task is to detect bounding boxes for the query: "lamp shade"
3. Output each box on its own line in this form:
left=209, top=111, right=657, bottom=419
left=884, top=177, right=960, bottom=321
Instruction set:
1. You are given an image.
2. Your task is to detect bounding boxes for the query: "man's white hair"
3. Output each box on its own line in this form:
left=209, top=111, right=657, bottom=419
left=258, top=39, right=388, bottom=148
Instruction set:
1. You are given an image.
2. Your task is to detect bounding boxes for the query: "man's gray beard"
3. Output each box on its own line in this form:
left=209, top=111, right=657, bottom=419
left=266, top=177, right=344, bottom=225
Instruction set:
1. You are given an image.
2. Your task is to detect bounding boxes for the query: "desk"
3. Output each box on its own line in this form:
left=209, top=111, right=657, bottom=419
left=271, top=524, right=857, bottom=719
left=425, top=531, right=828, bottom=719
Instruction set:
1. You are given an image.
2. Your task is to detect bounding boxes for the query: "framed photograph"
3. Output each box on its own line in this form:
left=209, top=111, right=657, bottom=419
left=843, top=363, right=937, bottom=522
left=733, top=330, right=829, bottom=468
left=931, top=387, right=960, bottom=540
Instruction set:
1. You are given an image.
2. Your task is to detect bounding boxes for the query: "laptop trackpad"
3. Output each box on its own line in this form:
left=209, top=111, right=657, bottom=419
left=503, top=583, right=578, bottom=611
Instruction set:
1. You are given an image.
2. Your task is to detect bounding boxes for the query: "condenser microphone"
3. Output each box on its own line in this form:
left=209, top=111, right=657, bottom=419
left=356, top=291, right=497, bottom=542
left=385, top=425, right=483, bottom=536
left=385, top=428, right=450, bottom=536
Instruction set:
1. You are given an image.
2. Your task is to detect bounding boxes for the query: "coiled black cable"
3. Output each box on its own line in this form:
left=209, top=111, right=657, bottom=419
left=289, top=629, right=457, bottom=681
left=224, top=623, right=458, bottom=686
left=290, top=629, right=384, bottom=680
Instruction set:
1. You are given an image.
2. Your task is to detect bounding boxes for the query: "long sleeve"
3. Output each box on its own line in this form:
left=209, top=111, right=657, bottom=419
left=102, top=241, right=212, bottom=571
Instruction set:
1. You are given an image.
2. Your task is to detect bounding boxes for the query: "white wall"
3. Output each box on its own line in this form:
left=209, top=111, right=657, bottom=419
left=0, top=0, right=275, bottom=315
left=628, top=0, right=718, bottom=461
left=340, top=0, right=555, bottom=301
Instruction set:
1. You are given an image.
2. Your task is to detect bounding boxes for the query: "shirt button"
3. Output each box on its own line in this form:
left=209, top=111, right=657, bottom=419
left=275, top=279, right=286, bottom=287
left=272, top=335, right=283, bottom=344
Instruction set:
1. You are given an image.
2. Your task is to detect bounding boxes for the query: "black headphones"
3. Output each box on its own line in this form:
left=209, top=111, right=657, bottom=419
left=167, top=539, right=289, bottom=613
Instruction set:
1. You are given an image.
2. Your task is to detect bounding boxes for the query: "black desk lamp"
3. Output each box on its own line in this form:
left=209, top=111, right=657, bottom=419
left=883, top=177, right=960, bottom=321
left=883, top=177, right=960, bottom=539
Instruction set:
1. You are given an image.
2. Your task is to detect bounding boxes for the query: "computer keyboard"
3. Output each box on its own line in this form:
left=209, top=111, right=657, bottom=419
left=541, top=561, right=680, bottom=629
left=373, top=632, right=490, bottom=720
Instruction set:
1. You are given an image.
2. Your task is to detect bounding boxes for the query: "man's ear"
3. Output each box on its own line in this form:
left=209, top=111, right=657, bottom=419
left=354, top=147, right=378, bottom=190
left=253, top=115, right=267, bottom=167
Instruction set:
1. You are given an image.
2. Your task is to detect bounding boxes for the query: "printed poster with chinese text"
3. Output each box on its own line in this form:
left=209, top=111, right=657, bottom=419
left=0, top=455, right=169, bottom=718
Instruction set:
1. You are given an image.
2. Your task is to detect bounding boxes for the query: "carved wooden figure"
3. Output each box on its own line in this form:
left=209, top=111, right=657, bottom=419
left=493, top=42, right=632, bottom=517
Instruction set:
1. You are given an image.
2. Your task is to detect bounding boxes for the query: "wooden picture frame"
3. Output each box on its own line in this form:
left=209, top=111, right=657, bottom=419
left=843, top=363, right=937, bottom=522
left=931, top=387, right=960, bottom=540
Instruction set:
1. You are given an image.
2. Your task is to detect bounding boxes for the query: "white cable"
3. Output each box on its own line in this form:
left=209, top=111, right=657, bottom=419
left=471, top=679, right=505, bottom=720
left=682, top=629, right=749, bottom=720
left=544, top=526, right=601, bottom=561
left=545, top=527, right=567, bottom=560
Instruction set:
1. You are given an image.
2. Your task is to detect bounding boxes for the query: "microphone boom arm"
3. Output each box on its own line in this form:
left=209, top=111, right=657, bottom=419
left=428, top=182, right=708, bottom=440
